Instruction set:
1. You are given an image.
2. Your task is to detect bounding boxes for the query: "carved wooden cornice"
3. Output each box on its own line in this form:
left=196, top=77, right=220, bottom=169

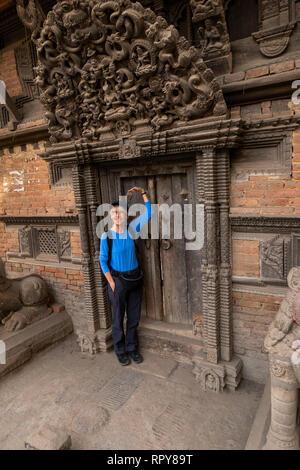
left=39, top=117, right=243, bottom=165
left=241, top=115, right=300, bottom=133
left=0, top=215, right=79, bottom=225
left=230, top=216, right=300, bottom=234
left=0, top=122, right=48, bottom=149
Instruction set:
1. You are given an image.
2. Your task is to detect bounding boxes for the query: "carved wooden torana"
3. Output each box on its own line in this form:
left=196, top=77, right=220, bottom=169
left=36, top=0, right=243, bottom=391
left=35, top=0, right=227, bottom=143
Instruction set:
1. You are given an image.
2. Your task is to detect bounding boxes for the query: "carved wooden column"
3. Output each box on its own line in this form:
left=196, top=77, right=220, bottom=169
left=195, top=150, right=208, bottom=345
left=218, top=149, right=233, bottom=362
left=72, top=163, right=100, bottom=336
left=193, top=147, right=241, bottom=391
left=201, top=147, right=220, bottom=364
left=83, top=163, right=111, bottom=331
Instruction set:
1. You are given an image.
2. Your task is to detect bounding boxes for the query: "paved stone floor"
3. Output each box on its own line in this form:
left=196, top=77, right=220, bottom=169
left=0, top=334, right=263, bottom=450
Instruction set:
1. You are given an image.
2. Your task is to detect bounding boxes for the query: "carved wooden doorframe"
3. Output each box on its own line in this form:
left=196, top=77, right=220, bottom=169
left=36, top=0, right=243, bottom=389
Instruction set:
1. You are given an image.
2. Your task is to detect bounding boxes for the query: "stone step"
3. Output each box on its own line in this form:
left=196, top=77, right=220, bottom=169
left=138, top=319, right=204, bottom=365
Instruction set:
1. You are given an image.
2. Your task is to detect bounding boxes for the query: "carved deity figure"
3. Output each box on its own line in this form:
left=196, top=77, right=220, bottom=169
left=264, top=267, right=300, bottom=450
left=0, top=258, right=52, bottom=332
left=190, top=0, right=220, bottom=22
left=202, top=18, right=223, bottom=51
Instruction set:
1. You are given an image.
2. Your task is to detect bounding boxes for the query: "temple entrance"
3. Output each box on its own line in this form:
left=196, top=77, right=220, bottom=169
left=98, top=161, right=203, bottom=326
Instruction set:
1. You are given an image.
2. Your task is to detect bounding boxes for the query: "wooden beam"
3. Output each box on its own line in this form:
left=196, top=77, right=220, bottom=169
left=0, top=80, right=22, bottom=126
left=0, top=0, right=14, bottom=13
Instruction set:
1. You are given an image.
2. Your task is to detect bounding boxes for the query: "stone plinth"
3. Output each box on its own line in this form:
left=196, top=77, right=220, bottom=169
left=0, top=310, right=73, bottom=379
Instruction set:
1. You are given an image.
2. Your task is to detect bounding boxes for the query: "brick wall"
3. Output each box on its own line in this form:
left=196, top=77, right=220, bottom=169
left=230, top=101, right=300, bottom=217
left=0, top=143, right=76, bottom=216
left=229, top=98, right=300, bottom=382
left=0, top=44, right=22, bottom=97
left=0, top=142, right=87, bottom=332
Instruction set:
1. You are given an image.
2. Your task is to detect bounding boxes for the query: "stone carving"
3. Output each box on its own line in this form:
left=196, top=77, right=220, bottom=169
left=0, top=257, right=52, bottom=332
left=35, top=0, right=227, bottom=143
left=202, top=369, right=223, bottom=392
left=260, top=235, right=285, bottom=280
left=190, top=0, right=231, bottom=69
left=264, top=267, right=300, bottom=450
left=291, top=339, right=300, bottom=382
left=77, top=331, right=98, bottom=354
left=16, top=0, right=45, bottom=42
left=253, top=23, right=296, bottom=58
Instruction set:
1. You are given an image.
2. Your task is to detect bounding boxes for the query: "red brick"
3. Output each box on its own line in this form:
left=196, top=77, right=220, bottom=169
left=51, top=303, right=65, bottom=313
left=245, top=66, right=269, bottom=79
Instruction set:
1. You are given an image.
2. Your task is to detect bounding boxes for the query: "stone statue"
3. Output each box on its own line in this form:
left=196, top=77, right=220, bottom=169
left=0, top=258, right=52, bottom=332
left=264, top=267, right=300, bottom=450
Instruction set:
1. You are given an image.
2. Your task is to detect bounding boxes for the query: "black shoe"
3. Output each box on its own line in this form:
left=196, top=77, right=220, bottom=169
left=128, top=350, right=143, bottom=364
left=116, top=353, right=130, bottom=366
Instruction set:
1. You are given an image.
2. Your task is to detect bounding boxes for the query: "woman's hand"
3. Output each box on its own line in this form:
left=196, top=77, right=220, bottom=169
left=109, top=280, right=116, bottom=292
left=128, top=187, right=145, bottom=194
left=105, top=272, right=115, bottom=292
left=128, top=187, right=149, bottom=202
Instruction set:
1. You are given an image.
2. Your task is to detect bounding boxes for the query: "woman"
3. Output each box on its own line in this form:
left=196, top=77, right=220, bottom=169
left=99, top=186, right=154, bottom=366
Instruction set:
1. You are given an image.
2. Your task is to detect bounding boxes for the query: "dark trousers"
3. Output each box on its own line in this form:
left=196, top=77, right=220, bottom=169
left=108, top=268, right=143, bottom=355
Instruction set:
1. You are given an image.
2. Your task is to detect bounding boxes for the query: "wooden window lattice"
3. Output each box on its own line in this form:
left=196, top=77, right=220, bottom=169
left=38, top=229, right=57, bottom=255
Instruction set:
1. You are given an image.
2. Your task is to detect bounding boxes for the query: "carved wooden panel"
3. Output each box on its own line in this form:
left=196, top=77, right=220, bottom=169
left=18, top=225, right=72, bottom=262
left=260, top=235, right=291, bottom=281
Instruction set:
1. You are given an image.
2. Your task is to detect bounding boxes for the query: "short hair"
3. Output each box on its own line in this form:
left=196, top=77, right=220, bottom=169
left=111, top=200, right=128, bottom=213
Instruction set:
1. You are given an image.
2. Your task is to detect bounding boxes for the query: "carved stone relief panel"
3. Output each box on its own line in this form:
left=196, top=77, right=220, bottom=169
left=35, top=0, right=227, bottom=143
left=260, top=235, right=291, bottom=281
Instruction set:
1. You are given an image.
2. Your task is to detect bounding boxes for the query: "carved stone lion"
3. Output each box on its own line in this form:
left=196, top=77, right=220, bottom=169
left=264, top=267, right=300, bottom=450
left=0, top=258, right=52, bottom=332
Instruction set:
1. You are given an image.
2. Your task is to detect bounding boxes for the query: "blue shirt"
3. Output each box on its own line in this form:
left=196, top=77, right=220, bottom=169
left=99, top=201, right=154, bottom=274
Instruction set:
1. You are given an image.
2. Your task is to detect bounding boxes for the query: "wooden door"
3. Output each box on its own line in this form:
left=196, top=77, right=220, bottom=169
left=156, top=173, right=190, bottom=324
left=100, top=164, right=201, bottom=326
left=120, top=175, right=164, bottom=321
